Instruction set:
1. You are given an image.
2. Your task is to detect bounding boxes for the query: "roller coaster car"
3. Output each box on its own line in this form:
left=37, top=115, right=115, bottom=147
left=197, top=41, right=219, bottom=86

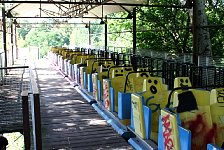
left=130, top=77, right=169, bottom=142
left=76, top=54, right=94, bottom=64
left=85, top=58, right=97, bottom=74
left=99, top=61, right=115, bottom=73
left=158, top=77, right=224, bottom=150
left=69, top=52, right=83, bottom=65
left=210, top=88, right=224, bottom=149
left=92, top=73, right=100, bottom=101
left=91, top=60, right=115, bottom=101
left=98, top=60, right=115, bottom=84
left=79, top=67, right=86, bottom=89
left=96, top=66, right=133, bottom=110
left=110, top=67, right=134, bottom=112
left=96, top=61, right=115, bottom=102
left=117, top=69, right=151, bottom=125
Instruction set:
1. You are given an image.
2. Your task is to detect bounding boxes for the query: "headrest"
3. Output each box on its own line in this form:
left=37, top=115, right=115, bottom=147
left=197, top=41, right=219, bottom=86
left=177, top=91, right=198, bottom=113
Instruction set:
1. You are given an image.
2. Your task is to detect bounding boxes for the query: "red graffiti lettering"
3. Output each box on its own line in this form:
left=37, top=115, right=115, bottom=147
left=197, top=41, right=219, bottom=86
left=93, top=80, right=97, bottom=98
left=162, top=114, right=174, bottom=150
left=182, top=114, right=217, bottom=150
left=103, top=81, right=110, bottom=109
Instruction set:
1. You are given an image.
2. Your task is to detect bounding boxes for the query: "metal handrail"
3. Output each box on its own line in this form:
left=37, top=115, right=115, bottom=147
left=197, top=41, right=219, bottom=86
left=21, top=66, right=42, bottom=150
left=29, top=67, right=42, bottom=150
left=0, top=66, right=29, bottom=69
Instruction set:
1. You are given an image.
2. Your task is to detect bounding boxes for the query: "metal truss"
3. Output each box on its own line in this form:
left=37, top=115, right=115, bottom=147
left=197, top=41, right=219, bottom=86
left=4, top=0, right=188, bottom=19
left=60, top=0, right=110, bottom=17
left=6, top=0, right=112, bottom=18
left=39, top=0, right=110, bottom=19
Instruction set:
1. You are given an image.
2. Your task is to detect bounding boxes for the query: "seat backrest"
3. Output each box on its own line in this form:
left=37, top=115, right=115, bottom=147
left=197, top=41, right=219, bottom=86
left=86, top=59, right=97, bottom=74
left=174, top=88, right=213, bottom=150
left=99, top=61, right=115, bottom=73
left=131, top=94, right=146, bottom=139
left=210, top=88, right=224, bottom=147
left=174, top=77, right=192, bottom=88
left=110, top=67, right=133, bottom=112
left=92, top=73, right=99, bottom=101
left=172, top=77, right=192, bottom=108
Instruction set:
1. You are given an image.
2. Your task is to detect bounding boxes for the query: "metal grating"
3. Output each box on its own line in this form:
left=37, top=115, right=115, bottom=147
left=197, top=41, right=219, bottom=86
left=0, top=67, right=30, bottom=134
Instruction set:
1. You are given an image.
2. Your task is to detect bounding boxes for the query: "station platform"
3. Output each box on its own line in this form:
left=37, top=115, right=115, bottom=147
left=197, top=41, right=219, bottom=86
left=36, top=58, right=133, bottom=149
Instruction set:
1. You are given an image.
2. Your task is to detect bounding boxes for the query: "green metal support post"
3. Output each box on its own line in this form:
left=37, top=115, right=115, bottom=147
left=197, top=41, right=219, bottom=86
left=2, top=6, right=7, bottom=68
left=105, top=16, right=108, bottom=51
left=133, top=8, right=136, bottom=54
left=11, top=20, right=14, bottom=65
left=88, top=22, right=91, bottom=46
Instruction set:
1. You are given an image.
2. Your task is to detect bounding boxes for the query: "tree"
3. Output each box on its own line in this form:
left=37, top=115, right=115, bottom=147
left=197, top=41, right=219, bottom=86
left=24, top=23, right=72, bottom=57
left=70, top=27, right=88, bottom=47
left=136, top=2, right=192, bottom=54
left=107, top=12, right=133, bottom=50
left=17, top=0, right=224, bottom=62
left=206, top=0, right=224, bottom=59
left=90, top=21, right=104, bottom=47
left=17, top=21, right=32, bottom=40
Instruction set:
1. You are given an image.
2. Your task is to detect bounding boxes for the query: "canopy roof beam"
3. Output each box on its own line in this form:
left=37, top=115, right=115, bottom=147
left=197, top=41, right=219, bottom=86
left=3, top=1, right=189, bottom=9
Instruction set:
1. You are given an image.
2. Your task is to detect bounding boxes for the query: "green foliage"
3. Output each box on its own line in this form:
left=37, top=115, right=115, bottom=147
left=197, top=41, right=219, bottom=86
left=106, top=0, right=224, bottom=58
left=17, top=0, right=224, bottom=59
left=106, top=2, right=192, bottom=54
left=90, top=21, right=104, bottom=47
left=107, top=12, right=133, bottom=49
left=17, top=21, right=32, bottom=40
left=137, top=4, right=192, bottom=53
left=206, top=1, right=224, bottom=57
left=70, top=27, right=89, bottom=47
left=23, top=24, right=72, bottom=57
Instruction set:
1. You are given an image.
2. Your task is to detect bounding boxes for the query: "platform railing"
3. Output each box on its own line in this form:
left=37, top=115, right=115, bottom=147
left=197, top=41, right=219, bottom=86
left=18, top=66, right=42, bottom=150
left=50, top=47, right=224, bottom=90
left=0, top=65, right=33, bottom=149
left=29, top=67, right=42, bottom=150
left=22, top=91, right=30, bottom=150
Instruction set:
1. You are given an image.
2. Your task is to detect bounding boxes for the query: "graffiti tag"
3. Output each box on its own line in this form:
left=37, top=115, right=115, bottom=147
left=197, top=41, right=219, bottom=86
left=162, top=114, right=175, bottom=150
left=103, top=80, right=110, bottom=109
left=217, top=89, right=224, bottom=103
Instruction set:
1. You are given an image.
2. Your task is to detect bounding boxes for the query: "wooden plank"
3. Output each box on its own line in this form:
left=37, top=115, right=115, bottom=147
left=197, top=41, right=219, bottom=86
left=41, top=109, right=98, bottom=116
left=42, top=130, right=119, bottom=141
left=42, top=135, right=128, bottom=148
left=36, top=62, right=132, bottom=150
left=42, top=127, right=115, bottom=138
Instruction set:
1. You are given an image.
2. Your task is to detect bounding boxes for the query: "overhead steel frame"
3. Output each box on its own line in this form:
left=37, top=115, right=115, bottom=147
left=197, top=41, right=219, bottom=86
left=2, top=1, right=188, bottom=8
left=60, top=0, right=111, bottom=18
left=3, top=0, right=189, bottom=64
left=5, top=1, right=189, bottom=21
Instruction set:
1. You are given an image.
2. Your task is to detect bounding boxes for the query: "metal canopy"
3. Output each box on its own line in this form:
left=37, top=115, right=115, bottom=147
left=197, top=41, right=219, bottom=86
left=5, top=0, right=147, bottom=21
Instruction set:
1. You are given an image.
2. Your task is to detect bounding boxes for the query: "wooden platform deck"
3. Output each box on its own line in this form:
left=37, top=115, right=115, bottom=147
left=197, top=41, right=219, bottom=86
left=36, top=59, right=133, bottom=149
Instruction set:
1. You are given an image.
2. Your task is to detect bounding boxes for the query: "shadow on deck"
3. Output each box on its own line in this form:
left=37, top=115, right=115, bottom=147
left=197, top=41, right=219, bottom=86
left=36, top=59, right=132, bottom=149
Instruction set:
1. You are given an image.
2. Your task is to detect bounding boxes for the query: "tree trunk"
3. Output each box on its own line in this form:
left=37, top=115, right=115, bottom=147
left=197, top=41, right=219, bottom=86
left=192, top=0, right=212, bottom=65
